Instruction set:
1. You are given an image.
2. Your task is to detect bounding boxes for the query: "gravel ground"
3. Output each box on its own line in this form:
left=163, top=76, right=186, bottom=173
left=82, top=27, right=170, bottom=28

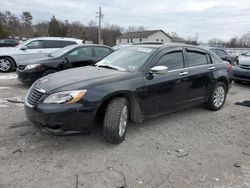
left=0, top=72, right=249, bottom=188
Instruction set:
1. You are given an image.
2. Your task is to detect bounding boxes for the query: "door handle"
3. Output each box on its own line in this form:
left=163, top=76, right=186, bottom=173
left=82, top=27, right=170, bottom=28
left=179, top=71, right=188, bottom=76
left=208, top=66, right=215, bottom=70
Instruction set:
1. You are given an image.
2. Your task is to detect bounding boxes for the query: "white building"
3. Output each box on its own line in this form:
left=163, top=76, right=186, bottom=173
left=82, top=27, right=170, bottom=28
left=116, top=30, right=172, bottom=45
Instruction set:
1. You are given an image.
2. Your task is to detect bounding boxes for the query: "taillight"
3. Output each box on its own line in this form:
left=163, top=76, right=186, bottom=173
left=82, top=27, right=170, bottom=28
left=227, top=63, right=232, bottom=72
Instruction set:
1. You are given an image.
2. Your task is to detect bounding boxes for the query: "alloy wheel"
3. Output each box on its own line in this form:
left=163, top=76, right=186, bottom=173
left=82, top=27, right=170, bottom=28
left=0, top=59, right=11, bottom=71
left=213, top=86, right=225, bottom=108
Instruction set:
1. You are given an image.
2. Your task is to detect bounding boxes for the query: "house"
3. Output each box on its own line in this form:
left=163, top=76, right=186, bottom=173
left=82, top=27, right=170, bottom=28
left=115, top=30, right=172, bottom=45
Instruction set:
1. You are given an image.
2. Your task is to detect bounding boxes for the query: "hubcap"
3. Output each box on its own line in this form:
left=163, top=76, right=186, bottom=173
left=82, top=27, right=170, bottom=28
left=213, top=86, right=225, bottom=108
left=0, top=59, right=11, bottom=71
left=119, top=105, right=128, bottom=137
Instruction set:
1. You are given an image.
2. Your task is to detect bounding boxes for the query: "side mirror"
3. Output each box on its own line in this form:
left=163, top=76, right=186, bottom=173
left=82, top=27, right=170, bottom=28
left=63, top=57, right=69, bottom=64
left=150, top=66, right=168, bottom=74
left=20, top=46, right=27, bottom=50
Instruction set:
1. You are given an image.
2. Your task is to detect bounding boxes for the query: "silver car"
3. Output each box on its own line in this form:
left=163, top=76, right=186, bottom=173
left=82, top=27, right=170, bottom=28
left=0, top=37, right=83, bottom=72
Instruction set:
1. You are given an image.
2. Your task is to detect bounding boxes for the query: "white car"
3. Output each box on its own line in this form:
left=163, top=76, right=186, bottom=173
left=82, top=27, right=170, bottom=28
left=0, top=37, right=83, bottom=72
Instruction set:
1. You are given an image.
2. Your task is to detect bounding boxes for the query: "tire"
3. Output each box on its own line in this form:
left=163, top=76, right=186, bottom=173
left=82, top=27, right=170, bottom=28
left=42, top=69, right=57, bottom=77
left=0, top=57, right=15, bottom=72
left=103, top=97, right=129, bottom=144
left=205, top=82, right=227, bottom=111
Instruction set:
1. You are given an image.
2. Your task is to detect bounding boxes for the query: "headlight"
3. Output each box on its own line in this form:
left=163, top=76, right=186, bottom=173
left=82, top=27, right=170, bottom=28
left=25, top=64, right=41, bottom=70
left=43, top=90, right=87, bottom=104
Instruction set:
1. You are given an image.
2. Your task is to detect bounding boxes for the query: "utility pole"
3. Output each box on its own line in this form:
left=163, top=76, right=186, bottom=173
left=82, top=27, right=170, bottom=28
left=96, top=6, right=104, bottom=44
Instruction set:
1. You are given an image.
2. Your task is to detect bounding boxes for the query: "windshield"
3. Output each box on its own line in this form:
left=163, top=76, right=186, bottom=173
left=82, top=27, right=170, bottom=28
left=243, top=51, right=250, bottom=56
left=15, top=39, right=32, bottom=48
left=96, top=47, right=156, bottom=72
left=49, top=45, right=77, bottom=57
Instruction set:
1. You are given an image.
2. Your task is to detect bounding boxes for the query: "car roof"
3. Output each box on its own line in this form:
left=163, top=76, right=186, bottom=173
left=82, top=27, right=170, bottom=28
left=31, top=37, right=83, bottom=42
left=64, top=44, right=114, bottom=49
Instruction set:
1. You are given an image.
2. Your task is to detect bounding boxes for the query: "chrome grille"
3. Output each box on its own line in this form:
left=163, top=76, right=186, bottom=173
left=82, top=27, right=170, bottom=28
left=239, top=64, right=250, bottom=70
left=27, top=87, right=45, bottom=106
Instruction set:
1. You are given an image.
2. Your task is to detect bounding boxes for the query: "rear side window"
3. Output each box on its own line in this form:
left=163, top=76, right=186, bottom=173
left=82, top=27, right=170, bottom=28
left=155, top=51, right=184, bottom=71
left=187, top=51, right=208, bottom=67
left=94, top=47, right=112, bottom=58
left=44, top=40, right=76, bottom=48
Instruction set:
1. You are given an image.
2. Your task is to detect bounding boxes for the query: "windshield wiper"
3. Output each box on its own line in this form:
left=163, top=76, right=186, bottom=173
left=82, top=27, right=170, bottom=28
left=96, top=64, right=125, bottom=71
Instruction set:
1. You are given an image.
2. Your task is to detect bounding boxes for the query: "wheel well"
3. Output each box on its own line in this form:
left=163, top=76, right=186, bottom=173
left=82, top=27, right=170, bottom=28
left=41, top=68, right=58, bottom=76
left=0, top=56, right=17, bottom=68
left=96, top=93, right=143, bottom=123
left=217, top=78, right=229, bottom=92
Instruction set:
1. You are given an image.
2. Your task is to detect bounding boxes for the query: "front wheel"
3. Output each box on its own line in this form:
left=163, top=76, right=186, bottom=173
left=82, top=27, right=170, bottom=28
left=0, top=57, right=15, bottom=72
left=205, top=82, right=227, bottom=111
left=103, top=98, right=129, bottom=144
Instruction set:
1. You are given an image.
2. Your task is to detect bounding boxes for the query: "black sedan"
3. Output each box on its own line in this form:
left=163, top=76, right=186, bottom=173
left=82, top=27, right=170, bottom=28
left=231, top=51, right=250, bottom=83
left=0, top=38, right=19, bottom=47
left=17, top=44, right=114, bottom=85
left=209, top=47, right=237, bottom=65
left=24, top=44, right=232, bottom=144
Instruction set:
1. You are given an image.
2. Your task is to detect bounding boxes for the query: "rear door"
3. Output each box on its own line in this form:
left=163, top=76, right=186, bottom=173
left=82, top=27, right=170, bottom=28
left=67, top=46, right=93, bottom=68
left=185, top=48, right=214, bottom=101
left=143, top=49, right=189, bottom=115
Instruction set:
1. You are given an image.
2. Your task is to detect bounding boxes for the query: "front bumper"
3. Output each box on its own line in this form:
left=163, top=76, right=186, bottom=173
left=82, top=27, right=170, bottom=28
left=16, top=68, right=42, bottom=85
left=25, top=101, right=97, bottom=135
left=231, top=66, right=250, bottom=82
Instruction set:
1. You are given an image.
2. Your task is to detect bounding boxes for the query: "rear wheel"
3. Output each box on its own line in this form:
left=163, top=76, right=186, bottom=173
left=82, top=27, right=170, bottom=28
left=0, top=57, right=15, bottom=72
left=205, top=82, right=227, bottom=111
left=103, top=98, right=129, bottom=144
left=42, top=69, right=57, bottom=77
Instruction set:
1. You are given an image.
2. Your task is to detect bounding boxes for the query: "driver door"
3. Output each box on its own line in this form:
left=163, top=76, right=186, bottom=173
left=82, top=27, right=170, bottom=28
left=18, top=40, right=44, bottom=63
left=67, top=47, right=93, bottom=68
left=142, top=50, right=189, bottom=116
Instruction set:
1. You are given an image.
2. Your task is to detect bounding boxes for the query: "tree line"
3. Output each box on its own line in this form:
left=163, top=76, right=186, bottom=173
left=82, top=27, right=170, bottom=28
left=0, top=10, right=250, bottom=47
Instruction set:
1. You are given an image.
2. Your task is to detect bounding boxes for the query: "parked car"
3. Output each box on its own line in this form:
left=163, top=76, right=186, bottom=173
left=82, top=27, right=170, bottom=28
left=0, top=37, right=83, bottom=72
left=24, top=44, right=232, bottom=144
left=231, top=51, right=250, bottom=83
left=209, top=47, right=237, bottom=65
left=17, top=44, right=114, bottom=85
left=0, top=39, right=19, bottom=47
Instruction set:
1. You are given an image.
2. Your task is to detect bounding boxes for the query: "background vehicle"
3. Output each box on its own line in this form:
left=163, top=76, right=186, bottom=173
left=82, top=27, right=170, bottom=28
left=231, top=51, right=250, bottom=83
left=209, top=47, right=237, bottom=65
left=17, top=44, right=114, bottom=85
left=0, top=37, right=83, bottom=72
left=25, top=44, right=232, bottom=144
left=0, top=39, right=19, bottom=47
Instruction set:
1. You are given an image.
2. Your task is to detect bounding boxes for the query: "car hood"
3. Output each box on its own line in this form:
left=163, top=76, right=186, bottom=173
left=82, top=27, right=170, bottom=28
left=238, top=56, right=250, bottom=65
left=34, top=66, right=133, bottom=93
left=19, top=56, right=56, bottom=65
left=0, top=47, right=18, bottom=54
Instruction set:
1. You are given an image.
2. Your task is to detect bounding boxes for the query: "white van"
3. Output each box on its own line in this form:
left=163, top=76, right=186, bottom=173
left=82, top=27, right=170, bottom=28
left=0, top=37, right=83, bottom=72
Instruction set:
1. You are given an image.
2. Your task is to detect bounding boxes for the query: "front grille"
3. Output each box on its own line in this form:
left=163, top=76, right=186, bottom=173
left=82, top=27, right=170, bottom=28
left=233, top=74, right=250, bottom=80
left=18, top=65, right=26, bottom=70
left=239, top=64, right=250, bottom=70
left=27, top=87, right=45, bottom=106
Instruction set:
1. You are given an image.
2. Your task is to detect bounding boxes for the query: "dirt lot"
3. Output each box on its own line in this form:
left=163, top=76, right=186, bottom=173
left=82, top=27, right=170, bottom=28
left=0, top=72, right=249, bottom=188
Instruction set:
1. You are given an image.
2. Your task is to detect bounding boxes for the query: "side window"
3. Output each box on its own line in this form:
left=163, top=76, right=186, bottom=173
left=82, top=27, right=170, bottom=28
left=94, top=47, right=112, bottom=58
left=216, top=49, right=227, bottom=56
left=155, top=51, right=184, bottom=71
left=68, top=47, right=92, bottom=59
left=26, top=40, right=44, bottom=49
left=60, top=41, right=76, bottom=48
left=187, top=51, right=208, bottom=67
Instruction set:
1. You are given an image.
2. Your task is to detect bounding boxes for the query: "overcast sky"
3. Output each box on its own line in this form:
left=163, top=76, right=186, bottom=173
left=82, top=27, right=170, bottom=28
left=1, top=0, right=250, bottom=42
